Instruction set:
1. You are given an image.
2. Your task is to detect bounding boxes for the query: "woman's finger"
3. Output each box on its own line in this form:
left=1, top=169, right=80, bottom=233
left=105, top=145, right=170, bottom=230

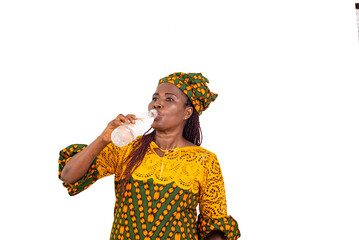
left=126, top=114, right=137, bottom=124
left=110, top=119, right=126, bottom=127
left=116, top=114, right=132, bottom=124
left=115, top=114, right=125, bottom=121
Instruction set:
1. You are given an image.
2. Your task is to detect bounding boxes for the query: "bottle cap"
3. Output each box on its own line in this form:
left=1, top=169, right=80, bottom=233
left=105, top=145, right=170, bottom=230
left=148, top=109, right=158, bottom=118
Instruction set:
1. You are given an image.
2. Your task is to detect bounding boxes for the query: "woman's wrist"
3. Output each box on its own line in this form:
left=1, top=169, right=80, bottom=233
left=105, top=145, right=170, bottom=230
left=96, top=135, right=111, bottom=147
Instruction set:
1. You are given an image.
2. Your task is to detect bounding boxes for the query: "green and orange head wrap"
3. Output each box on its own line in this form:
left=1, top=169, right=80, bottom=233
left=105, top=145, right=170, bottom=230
left=158, top=72, right=218, bottom=115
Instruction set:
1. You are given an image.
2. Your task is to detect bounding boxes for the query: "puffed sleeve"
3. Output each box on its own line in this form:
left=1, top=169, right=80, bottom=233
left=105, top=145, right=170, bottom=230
left=58, top=142, right=125, bottom=196
left=197, top=153, right=241, bottom=240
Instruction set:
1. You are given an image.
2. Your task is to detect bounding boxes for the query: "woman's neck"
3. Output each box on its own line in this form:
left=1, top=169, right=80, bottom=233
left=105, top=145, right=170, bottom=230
left=154, top=131, right=185, bottom=150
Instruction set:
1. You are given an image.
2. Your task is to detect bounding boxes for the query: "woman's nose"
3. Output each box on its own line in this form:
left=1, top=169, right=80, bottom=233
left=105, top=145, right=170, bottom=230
left=154, top=101, right=162, bottom=109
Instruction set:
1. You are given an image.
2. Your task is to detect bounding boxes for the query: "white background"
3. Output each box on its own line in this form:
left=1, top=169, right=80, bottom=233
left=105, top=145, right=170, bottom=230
left=1, top=0, right=358, bottom=239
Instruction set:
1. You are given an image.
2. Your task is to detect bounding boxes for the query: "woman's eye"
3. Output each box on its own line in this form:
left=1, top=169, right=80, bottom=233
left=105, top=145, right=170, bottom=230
left=152, top=97, right=174, bottom=101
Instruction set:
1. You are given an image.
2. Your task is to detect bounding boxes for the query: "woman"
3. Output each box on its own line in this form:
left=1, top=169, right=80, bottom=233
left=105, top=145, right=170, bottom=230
left=59, top=72, right=241, bottom=240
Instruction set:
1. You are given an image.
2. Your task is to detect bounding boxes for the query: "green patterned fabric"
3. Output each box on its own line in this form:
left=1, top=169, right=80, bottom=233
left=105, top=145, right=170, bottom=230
left=58, top=143, right=241, bottom=240
left=198, top=214, right=241, bottom=240
left=111, top=177, right=200, bottom=240
left=58, top=144, right=98, bottom=196
left=158, top=72, right=218, bottom=115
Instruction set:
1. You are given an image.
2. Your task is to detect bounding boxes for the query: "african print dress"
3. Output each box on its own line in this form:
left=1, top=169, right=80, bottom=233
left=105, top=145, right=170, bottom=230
left=58, top=137, right=240, bottom=240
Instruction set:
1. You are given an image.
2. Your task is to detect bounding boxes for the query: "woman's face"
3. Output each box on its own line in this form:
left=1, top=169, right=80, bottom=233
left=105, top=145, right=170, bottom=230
left=148, top=83, right=193, bottom=131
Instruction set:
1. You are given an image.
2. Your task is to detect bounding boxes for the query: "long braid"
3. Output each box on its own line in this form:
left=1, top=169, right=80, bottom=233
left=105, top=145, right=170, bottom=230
left=119, top=129, right=155, bottom=194
left=183, top=99, right=202, bottom=146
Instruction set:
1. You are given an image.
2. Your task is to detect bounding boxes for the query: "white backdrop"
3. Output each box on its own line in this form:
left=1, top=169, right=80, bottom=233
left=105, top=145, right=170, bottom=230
left=1, top=1, right=358, bottom=239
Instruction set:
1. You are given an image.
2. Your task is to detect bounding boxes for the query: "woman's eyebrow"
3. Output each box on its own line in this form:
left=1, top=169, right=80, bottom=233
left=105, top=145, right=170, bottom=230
left=152, top=93, right=177, bottom=97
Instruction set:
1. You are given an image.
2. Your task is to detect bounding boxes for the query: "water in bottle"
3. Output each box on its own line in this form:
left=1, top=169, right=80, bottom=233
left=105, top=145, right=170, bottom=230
left=111, top=109, right=158, bottom=147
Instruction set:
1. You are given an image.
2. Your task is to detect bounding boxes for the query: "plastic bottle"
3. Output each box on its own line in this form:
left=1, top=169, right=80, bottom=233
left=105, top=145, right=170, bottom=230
left=111, top=109, right=158, bottom=147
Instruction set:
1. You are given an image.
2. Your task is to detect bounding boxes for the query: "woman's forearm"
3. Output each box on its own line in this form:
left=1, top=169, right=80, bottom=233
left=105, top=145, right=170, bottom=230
left=60, top=113, right=137, bottom=184
left=60, top=136, right=109, bottom=184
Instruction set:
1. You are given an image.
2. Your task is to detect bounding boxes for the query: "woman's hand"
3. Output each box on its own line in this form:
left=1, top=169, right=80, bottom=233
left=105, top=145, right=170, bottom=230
left=99, top=114, right=138, bottom=143
left=61, top=114, right=138, bottom=184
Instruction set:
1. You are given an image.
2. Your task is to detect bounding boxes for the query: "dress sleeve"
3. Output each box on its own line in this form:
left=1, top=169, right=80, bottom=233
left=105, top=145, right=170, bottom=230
left=197, top=153, right=241, bottom=240
left=58, top=142, right=123, bottom=196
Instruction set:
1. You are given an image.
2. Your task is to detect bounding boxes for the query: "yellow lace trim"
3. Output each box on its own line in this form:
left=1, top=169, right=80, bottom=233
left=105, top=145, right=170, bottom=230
left=131, top=142, right=205, bottom=193
left=133, top=141, right=228, bottom=218
left=96, top=140, right=228, bottom=218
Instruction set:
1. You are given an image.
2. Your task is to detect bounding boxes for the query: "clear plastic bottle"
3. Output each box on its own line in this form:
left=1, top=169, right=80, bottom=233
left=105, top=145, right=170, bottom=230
left=111, top=109, right=158, bottom=147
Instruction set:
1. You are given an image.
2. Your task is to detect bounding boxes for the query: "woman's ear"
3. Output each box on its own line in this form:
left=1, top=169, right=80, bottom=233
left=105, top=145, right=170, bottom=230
left=184, top=106, right=193, bottom=120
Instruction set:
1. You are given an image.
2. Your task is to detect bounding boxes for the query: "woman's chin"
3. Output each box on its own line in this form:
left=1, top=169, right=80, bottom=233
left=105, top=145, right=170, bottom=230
left=151, top=121, right=166, bottom=131
left=151, top=122, right=160, bottom=130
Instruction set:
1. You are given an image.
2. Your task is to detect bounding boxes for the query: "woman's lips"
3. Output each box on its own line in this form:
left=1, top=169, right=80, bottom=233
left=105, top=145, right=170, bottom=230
left=154, top=112, right=161, bottom=120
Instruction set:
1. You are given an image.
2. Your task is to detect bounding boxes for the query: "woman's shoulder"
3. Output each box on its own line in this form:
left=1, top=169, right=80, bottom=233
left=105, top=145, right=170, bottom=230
left=178, top=144, right=218, bottom=161
left=195, top=145, right=216, bottom=156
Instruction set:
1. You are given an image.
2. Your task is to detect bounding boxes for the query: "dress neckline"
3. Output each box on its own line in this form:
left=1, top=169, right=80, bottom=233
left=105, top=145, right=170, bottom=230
left=150, top=141, right=200, bottom=151
left=149, top=141, right=201, bottom=158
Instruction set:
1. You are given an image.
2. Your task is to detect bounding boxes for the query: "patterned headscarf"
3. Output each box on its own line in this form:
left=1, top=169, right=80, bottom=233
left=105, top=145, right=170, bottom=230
left=158, top=72, right=218, bottom=115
